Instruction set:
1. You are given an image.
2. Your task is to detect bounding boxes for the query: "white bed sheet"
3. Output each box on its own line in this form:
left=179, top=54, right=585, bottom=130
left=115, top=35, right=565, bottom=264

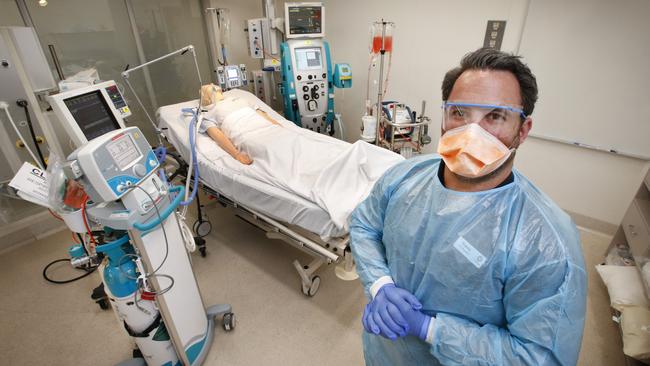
left=157, top=89, right=346, bottom=239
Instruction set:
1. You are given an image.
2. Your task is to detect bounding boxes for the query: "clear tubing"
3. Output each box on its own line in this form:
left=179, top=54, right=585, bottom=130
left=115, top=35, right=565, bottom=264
left=217, top=8, right=231, bottom=64
left=382, top=51, right=392, bottom=97
left=375, top=21, right=386, bottom=145
left=365, top=53, right=376, bottom=115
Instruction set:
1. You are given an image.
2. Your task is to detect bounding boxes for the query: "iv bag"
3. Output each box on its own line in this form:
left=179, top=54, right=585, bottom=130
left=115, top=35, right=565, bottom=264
left=217, top=8, right=231, bottom=47
left=370, top=22, right=394, bottom=54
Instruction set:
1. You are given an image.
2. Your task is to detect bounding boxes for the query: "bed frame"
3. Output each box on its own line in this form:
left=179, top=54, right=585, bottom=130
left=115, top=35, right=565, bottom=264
left=166, top=151, right=357, bottom=297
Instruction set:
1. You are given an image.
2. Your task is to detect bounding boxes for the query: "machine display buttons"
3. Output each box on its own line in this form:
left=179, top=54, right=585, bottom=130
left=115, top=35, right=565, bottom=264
left=322, top=73, right=326, bottom=78
left=297, top=75, right=302, bottom=80
left=313, top=85, right=319, bottom=91
left=303, top=94, right=310, bottom=100
left=302, top=86, right=309, bottom=92
left=308, top=75, right=313, bottom=80
left=314, top=94, right=319, bottom=99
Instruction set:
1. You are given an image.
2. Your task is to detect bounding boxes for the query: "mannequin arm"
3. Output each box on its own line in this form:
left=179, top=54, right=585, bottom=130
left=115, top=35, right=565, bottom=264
left=256, top=109, right=281, bottom=126
left=205, top=126, right=252, bottom=165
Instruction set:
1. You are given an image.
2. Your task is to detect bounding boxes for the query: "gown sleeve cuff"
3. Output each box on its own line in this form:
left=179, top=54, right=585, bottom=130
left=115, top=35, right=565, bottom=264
left=425, top=317, right=436, bottom=344
left=369, top=276, right=394, bottom=299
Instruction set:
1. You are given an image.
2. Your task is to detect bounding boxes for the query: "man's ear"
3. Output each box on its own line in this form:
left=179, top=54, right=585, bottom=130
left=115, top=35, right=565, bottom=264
left=518, top=117, right=533, bottom=145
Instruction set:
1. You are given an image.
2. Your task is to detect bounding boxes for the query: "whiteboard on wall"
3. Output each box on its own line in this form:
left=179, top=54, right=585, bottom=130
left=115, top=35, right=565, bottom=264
left=519, top=0, right=650, bottom=158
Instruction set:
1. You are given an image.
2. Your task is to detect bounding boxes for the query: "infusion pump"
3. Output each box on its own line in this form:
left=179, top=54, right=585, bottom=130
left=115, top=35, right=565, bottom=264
left=217, top=64, right=248, bottom=91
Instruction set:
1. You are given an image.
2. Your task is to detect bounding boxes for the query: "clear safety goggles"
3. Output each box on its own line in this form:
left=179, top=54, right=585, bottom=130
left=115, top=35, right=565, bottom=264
left=442, top=102, right=527, bottom=134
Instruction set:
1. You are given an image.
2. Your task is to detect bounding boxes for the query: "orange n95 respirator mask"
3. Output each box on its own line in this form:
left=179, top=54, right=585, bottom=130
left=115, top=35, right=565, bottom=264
left=437, top=102, right=525, bottom=178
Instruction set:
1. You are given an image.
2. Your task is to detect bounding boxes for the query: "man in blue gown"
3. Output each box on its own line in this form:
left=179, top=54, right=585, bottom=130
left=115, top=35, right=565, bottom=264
left=350, top=48, right=587, bottom=365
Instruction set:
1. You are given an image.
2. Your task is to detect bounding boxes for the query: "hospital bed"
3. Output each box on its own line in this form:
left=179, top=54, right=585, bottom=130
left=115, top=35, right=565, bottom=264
left=157, top=89, right=361, bottom=296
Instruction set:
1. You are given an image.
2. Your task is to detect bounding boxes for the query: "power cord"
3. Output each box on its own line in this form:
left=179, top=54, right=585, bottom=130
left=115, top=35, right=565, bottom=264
left=16, top=99, right=47, bottom=169
left=117, top=184, right=174, bottom=296
left=42, top=259, right=97, bottom=284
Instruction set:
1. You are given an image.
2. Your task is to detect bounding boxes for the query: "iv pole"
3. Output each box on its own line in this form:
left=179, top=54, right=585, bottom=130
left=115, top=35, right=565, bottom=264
left=121, top=45, right=204, bottom=146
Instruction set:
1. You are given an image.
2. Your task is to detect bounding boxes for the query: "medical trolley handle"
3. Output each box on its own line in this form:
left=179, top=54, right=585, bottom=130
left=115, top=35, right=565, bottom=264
left=133, top=185, right=185, bottom=232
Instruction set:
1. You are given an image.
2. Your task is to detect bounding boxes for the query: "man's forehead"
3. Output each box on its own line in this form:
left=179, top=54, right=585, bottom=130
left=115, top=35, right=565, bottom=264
left=449, top=69, right=522, bottom=106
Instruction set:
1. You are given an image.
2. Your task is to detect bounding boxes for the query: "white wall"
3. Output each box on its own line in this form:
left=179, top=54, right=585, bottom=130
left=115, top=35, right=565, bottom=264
left=0, top=0, right=24, bottom=27
left=515, top=0, right=650, bottom=232
left=323, top=0, right=650, bottom=234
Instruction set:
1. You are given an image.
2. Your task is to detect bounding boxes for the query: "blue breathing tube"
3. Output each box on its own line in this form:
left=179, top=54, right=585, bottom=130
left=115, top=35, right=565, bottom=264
left=179, top=107, right=201, bottom=206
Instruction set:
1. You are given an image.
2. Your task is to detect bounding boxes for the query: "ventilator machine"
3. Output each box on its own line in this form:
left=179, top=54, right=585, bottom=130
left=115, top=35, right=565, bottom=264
left=47, top=84, right=233, bottom=365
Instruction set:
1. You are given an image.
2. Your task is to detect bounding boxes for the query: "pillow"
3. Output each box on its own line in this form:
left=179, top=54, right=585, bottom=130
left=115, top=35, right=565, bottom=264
left=620, top=305, right=650, bottom=362
left=596, top=264, right=649, bottom=310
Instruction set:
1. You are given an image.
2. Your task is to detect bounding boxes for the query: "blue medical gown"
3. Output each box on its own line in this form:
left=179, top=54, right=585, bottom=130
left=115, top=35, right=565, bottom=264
left=350, top=156, right=587, bottom=365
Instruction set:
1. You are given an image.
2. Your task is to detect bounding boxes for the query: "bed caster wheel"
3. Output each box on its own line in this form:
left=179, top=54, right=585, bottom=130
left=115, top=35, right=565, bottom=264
left=301, top=275, right=321, bottom=297
left=193, top=220, right=212, bottom=237
left=97, top=298, right=110, bottom=310
left=198, top=245, right=207, bottom=257
left=223, top=312, right=236, bottom=331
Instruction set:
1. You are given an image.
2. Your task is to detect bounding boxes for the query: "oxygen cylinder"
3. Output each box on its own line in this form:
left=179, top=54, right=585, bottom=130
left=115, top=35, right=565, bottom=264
left=98, top=235, right=179, bottom=365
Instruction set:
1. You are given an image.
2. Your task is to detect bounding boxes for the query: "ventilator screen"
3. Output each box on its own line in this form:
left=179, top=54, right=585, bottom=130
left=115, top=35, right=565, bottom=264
left=64, top=90, right=120, bottom=141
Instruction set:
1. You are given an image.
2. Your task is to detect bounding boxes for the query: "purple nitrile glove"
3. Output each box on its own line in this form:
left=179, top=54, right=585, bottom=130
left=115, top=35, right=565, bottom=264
left=362, top=284, right=422, bottom=340
left=401, top=306, right=432, bottom=341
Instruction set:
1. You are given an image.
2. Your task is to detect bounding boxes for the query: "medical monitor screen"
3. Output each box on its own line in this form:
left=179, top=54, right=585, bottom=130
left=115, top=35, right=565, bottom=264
left=287, top=6, right=322, bottom=36
left=227, top=68, right=238, bottom=78
left=295, top=48, right=322, bottom=71
left=106, top=134, right=141, bottom=170
left=63, top=90, right=121, bottom=141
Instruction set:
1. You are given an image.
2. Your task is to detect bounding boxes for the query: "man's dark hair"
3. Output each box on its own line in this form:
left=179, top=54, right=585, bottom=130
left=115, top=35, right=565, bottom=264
left=441, top=47, right=538, bottom=117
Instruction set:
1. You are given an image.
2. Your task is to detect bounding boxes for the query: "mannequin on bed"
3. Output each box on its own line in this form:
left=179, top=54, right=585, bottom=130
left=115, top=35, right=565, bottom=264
left=196, top=84, right=404, bottom=230
left=199, top=84, right=281, bottom=165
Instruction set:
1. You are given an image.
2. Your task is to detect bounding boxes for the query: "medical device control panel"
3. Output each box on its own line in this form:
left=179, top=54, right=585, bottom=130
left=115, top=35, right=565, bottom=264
left=281, top=39, right=332, bottom=133
left=333, top=63, right=352, bottom=88
left=217, top=64, right=248, bottom=91
left=47, top=80, right=129, bottom=148
left=68, top=127, right=158, bottom=202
